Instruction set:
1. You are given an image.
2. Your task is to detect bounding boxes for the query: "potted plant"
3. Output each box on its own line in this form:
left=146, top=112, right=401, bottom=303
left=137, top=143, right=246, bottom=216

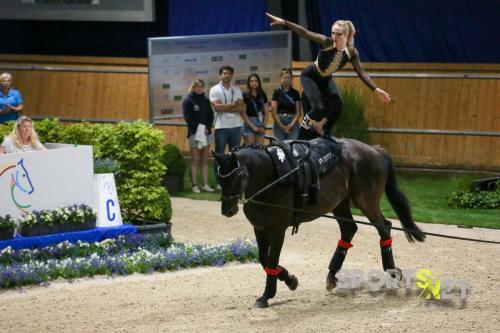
left=0, top=215, right=16, bottom=241
left=19, top=204, right=97, bottom=237
left=160, top=143, right=187, bottom=194
left=94, top=158, right=119, bottom=174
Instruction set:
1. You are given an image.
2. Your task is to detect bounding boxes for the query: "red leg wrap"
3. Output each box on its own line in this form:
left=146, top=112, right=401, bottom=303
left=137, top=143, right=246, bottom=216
left=338, top=239, right=353, bottom=249
left=380, top=237, right=393, bottom=247
left=264, top=267, right=284, bottom=276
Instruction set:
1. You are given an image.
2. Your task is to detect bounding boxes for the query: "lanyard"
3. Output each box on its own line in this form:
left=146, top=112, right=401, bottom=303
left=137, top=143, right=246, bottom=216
left=219, top=84, right=234, bottom=104
left=280, top=86, right=295, bottom=105
left=250, top=95, right=264, bottom=114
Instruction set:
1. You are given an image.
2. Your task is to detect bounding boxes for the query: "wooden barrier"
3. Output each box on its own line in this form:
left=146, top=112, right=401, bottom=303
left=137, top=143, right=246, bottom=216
left=0, top=55, right=498, bottom=170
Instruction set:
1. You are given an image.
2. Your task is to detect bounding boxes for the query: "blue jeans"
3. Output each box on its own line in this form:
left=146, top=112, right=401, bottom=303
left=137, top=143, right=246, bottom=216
left=273, top=114, right=300, bottom=141
left=213, top=127, right=241, bottom=180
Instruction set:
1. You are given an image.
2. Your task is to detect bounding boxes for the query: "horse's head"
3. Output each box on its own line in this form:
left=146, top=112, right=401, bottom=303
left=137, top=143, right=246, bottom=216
left=14, top=159, right=34, bottom=195
left=213, top=151, right=248, bottom=217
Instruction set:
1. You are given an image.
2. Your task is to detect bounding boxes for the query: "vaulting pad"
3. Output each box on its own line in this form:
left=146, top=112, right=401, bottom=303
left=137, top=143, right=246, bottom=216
left=292, top=137, right=342, bottom=176
left=267, top=137, right=342, bottom=183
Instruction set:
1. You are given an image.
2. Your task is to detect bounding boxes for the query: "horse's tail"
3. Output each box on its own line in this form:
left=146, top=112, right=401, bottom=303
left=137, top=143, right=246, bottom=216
left=376, top=147, right=426, bottom=243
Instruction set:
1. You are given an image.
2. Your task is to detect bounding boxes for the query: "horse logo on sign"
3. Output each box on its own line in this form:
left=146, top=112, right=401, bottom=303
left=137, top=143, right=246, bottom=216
left=0, top=159, right=35, bottom=213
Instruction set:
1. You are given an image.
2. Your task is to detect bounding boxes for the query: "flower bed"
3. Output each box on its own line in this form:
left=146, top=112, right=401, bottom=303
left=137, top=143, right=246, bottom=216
left=0, top=233, right=258, bottom=289
left=18, top=204, right=97, bottom=237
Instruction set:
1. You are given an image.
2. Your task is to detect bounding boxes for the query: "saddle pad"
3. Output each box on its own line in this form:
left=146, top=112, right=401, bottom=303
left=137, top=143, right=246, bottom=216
left=292, top=137, right=342, bottom=176
left=267, top=145, right=295, bottom=183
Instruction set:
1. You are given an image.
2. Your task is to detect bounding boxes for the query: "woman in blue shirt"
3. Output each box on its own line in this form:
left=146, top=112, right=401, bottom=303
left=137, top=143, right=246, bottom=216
left=0, top=73, right=23, bottom=123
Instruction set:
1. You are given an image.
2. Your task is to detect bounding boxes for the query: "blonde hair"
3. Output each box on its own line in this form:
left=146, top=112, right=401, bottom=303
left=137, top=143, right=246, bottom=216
left=188, top=79, right=205, bottom=93
left=0, top=72, right=13, bottom=81
left=334, top=20, right=356, bottom=47
left=9, top=116, right=44, bottom=150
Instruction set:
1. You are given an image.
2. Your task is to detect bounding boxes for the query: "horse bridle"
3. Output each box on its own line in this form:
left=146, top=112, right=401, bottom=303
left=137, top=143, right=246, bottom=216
left=217, top=161, right=244, bottom=203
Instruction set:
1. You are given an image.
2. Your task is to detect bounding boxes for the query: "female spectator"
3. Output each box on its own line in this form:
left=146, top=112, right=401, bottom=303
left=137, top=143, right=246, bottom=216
left=183, top=79, right=214, bottom=193
left=266, top=13, right=391, bottom=139
left=0, top=116, right=46, bottom=154
left=0, top=73, right=23, bottom=124
left=242, top=73, right=270, bottom=144
left=271, top=68, right=301, bottom=141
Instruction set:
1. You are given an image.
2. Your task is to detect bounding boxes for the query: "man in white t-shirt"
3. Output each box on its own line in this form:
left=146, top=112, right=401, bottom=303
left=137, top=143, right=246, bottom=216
left=209, top=65, right=244, bottom=188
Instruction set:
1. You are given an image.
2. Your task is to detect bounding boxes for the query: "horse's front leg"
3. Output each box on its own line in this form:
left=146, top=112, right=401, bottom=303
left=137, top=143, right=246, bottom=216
left=254, top=228, right=297, bottom=308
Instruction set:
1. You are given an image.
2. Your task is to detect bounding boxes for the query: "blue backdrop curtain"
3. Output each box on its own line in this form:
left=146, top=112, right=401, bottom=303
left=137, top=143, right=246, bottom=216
left=305, top=0, right=500, bottom=63
left=168, top=0, right=268, bottom=36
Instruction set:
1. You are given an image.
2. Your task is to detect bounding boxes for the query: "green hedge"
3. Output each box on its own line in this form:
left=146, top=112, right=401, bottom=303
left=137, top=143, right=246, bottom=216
left=30, top=119, right=171, bottom=223
left=160, top=143, right=187, bottom=175
left=331, top=87, right=369, bottom=143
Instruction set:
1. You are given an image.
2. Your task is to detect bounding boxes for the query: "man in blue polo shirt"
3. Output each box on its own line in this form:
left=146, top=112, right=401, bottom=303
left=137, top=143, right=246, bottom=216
left=0, top=72, right=24, bottom=123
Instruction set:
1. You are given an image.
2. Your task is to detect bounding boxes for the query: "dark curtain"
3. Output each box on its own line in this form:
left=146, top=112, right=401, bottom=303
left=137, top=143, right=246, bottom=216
left=305, top=0, right=500, bottom=63
left=168, top=0, right=268, bottom=36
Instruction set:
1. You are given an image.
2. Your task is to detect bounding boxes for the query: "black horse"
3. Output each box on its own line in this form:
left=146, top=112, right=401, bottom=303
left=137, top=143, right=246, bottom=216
left=214, top=138, right=425, bottom=308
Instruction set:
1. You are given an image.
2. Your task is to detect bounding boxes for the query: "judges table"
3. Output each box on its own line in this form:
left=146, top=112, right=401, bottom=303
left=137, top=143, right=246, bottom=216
left=0, top=144, right=134, bottom=250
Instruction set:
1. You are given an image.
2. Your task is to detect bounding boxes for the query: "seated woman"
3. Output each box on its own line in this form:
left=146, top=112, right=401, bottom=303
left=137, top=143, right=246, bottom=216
left=0, top=116, right=46, bottom=154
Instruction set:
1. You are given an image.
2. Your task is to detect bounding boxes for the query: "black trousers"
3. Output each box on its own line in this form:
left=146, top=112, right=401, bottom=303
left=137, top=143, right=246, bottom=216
left=300, top=64, right=343, bottom=135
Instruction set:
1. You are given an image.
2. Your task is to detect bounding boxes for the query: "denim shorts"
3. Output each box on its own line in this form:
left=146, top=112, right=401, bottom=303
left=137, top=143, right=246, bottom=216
left=188, top=134, right=213, bottom=149
left=242, top=116, right=265, bottom=138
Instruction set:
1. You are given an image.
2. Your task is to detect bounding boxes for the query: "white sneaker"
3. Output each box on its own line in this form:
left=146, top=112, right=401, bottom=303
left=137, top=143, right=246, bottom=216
left=201, top=184, right=214, bottom=192
left=192, top=185, right=201, bottom=193
left=216, top=184, right=222, bottom=191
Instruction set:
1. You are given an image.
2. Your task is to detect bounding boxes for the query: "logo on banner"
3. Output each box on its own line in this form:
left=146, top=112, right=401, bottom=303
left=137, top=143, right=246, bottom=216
left=0, top=159, right=35, bottom=213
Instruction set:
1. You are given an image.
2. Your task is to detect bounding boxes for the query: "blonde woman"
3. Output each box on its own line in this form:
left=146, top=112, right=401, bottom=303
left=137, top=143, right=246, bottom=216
left=182, top=79, right=214, bottom=193
left=266, top=13, right=391, bottom=139
left=0, top=72, right=24, bottom=124
left=0, top=116, right=46, bottom=154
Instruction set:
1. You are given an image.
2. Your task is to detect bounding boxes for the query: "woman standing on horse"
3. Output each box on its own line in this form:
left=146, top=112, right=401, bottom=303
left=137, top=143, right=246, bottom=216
left=266, top=13, right=391, bottom=139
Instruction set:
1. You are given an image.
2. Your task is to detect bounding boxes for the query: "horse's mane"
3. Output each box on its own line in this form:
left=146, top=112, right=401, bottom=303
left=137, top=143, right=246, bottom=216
left=231, top=143, right=269, bottom=152
left=231, top=141, right=292, bottom=153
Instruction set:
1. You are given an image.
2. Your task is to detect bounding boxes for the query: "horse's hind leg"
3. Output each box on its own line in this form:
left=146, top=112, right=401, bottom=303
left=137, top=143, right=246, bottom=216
left=359, top=205, right=401, bottom=280
left=254, top=228, right=297, bottom=308
left=327, top=199, right=358, bottom=291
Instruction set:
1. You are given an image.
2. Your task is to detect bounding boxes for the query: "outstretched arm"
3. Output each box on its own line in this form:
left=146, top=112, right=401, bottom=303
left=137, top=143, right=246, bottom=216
left=266, top=13, right=330, bottom=48
left=350, top=48, right=391, bottom=104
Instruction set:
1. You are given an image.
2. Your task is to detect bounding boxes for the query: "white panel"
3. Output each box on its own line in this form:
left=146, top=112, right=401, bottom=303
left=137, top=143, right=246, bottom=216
left=0, top=145, right=94, bottom=219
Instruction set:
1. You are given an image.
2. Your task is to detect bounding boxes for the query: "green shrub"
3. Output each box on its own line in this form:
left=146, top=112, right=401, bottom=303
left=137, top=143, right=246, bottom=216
left=94, top=158, right=119, bottom=174
left=34, top=119, right=172, bottom=223
left=107, top=121, right=170, bottom=222
left=448, top=188, right=500, bottom=209
left=35, top=118, right=64, bottom=143
left=0, top=122, right=13, bottom=140
left=0, top=215, right=16, bottom=232
left=332, top=87, right=369, bottom=143
left=160, top=143, right=187, bottom=175
left=59, top=121, right=95, bottom=145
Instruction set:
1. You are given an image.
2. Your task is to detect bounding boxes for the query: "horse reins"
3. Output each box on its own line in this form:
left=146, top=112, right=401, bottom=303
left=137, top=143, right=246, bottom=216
left=218, top=161, right=245, bottom=203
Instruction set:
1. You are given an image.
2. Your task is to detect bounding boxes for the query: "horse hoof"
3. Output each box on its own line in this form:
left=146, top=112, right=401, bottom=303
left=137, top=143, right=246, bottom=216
left=388, top=267, right=403, bottom=281
left=254, top=296, right=269, bottom=309
left=286, top=275, right=299, bottom=291
left=326, top=274, right=337, bottom=291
